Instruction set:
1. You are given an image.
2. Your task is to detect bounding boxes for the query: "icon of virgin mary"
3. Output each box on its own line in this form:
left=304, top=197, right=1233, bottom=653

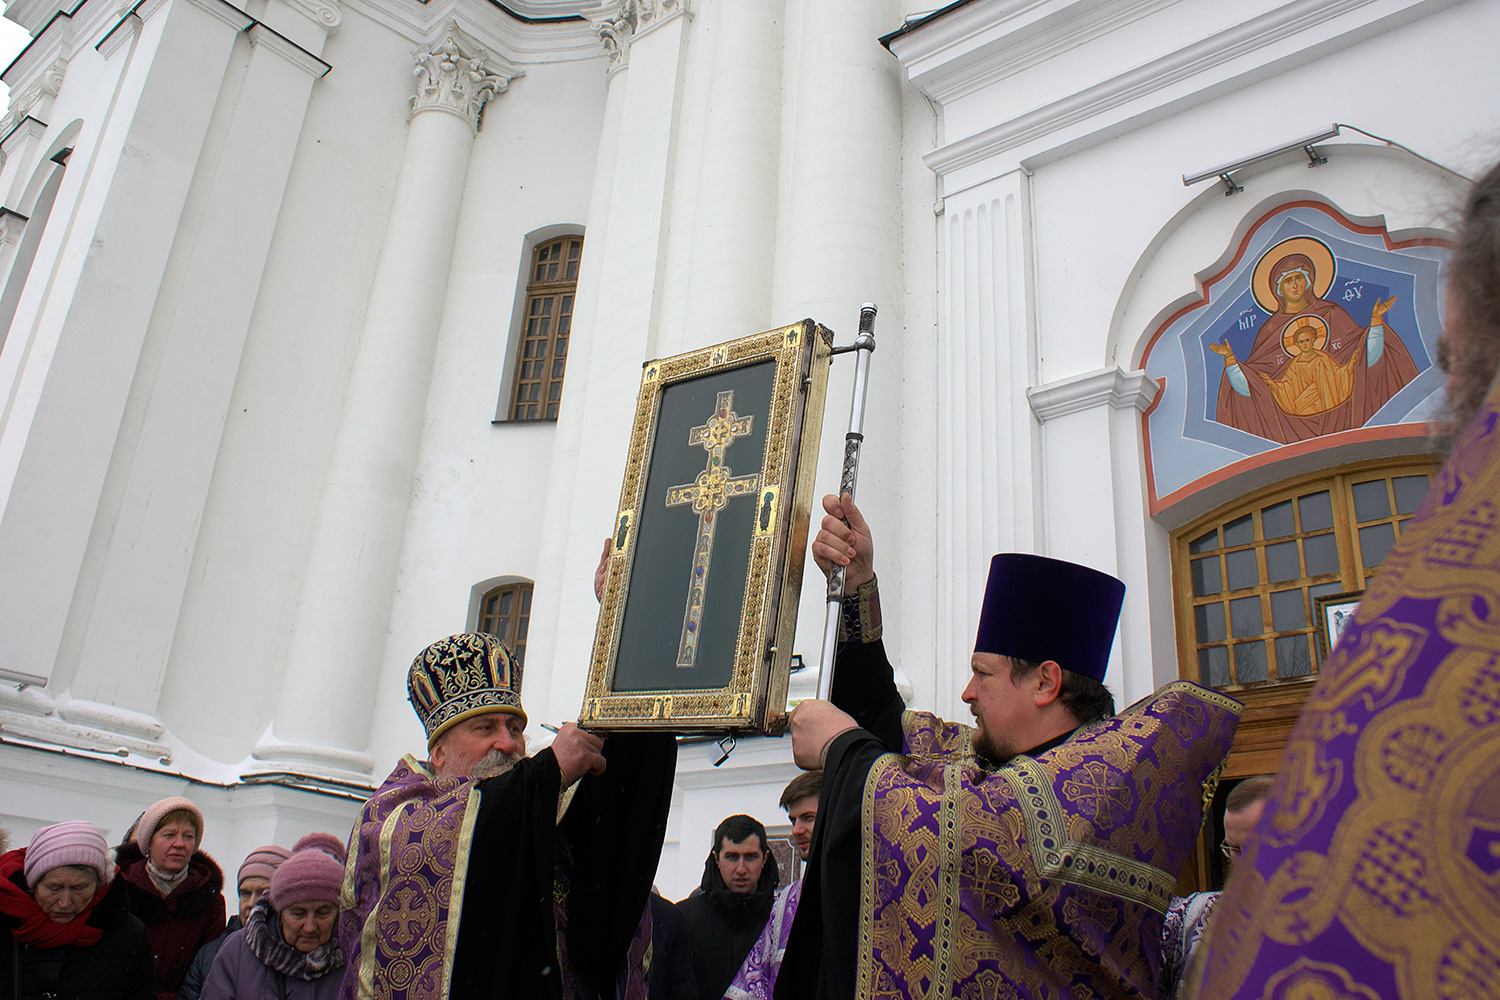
left=1208, top=237, right=1419, bottom=444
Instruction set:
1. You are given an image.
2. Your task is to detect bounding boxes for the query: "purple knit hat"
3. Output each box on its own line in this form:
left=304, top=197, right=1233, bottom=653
left=292, top=832, right=346, bottom=865
left=269, top=849, right=344, bottom=909
left=134, top=796, right=205, bottom=855
left=237, top=845, right=291, bottom=887
left=25, top=821, right=114, bottom=889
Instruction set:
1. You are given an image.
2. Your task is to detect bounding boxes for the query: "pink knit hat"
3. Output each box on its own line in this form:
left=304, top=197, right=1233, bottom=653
left=25, top=821, right=113, bottom=889
left=292, top=832, right=346, bottom=865
left=237, top=845, right=291, bottom=887
left=134, top=797, right=205, bottom=855
left=269, top=849, right=344, bottom=909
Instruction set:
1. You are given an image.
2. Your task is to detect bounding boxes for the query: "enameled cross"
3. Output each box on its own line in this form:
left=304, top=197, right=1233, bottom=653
left=665, top=390, right=758, bottom=668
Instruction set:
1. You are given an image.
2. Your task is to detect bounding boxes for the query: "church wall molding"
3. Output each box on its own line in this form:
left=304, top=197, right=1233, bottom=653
left=1027, top=366, right=1159, bottom=421
left=891, top=0, right=1183, bottom=106
left=245, top=22, right=331, bottom=77
left=896, top=0, right=1462, bottom=194
left=338, top=0, right=600, bottom=67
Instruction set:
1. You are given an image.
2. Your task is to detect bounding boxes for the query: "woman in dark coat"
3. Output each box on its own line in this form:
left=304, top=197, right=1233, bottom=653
left=115, top=799, right=224, bottom=1000
left=0, top=820, right=153, bottom=1000
left=201, top=848, right=345, bottom=1000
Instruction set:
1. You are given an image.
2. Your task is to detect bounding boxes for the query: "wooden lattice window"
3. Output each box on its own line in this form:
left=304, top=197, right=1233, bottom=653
left=478, top=582, right=533, bottom=665
left=1173, top=459, right=1438, bottom=690
left=508, top=236, right=582, bottom=421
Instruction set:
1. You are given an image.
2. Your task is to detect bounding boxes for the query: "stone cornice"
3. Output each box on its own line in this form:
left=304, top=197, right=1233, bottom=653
left=247, top=22, right=332, bottom=76
left=411, top=20, right=522, bottom=130
left=890, top=0, right=1180, bottom=105
left=1027, top=366, right=1158, bottom=421
left=906, top=0, right=1455, bottom=184
left=340, top=0, right=601, bottom=66
left=583, top=0, right=684, bottom=75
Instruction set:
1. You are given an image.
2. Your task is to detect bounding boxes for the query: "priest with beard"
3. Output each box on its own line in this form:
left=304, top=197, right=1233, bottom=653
left=338, top=632, right=676, bottom=1000
left=774, top=497, right=1241, bottom=1000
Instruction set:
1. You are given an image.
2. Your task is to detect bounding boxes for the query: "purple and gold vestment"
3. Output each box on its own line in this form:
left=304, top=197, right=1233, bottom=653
left=339, top=756, right=483, bottom=1000
left=1192, top=375, right=1500, bottom=997
left=339, top=734, right=675, bottom=1000
left=850, top=686, right=1240, bottom=999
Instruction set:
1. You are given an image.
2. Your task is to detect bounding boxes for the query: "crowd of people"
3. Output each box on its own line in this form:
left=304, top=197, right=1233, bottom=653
left=7, top=157, right=1499, bottom=1000
left=0, top=802, right=350, bottom=1000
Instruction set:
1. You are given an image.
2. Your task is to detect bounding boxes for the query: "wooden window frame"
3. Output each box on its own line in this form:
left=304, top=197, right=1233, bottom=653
left=477, top=581, right=534, bottom=665
left=506, top=235, right=582, bottom=422
left=1168, top=455, right=1438, bottom=893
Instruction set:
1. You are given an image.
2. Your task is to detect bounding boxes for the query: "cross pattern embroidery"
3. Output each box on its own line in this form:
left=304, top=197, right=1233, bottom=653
left=665, top=390, right=758, bottom=668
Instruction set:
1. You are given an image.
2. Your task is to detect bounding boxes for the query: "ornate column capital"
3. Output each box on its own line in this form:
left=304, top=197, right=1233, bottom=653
left=410, top=22, right=522, bottom=132
left=0, top=58, right=67, bottom=139
left=584, top=0, right=685, bottom=75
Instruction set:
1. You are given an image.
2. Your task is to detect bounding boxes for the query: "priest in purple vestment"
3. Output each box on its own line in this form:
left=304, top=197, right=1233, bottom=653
left=337, top=632, right=676, bottom=1000
left=1189, top=156, right=1500, bottom=1000
left=777, top=501, right=1242, bottom=999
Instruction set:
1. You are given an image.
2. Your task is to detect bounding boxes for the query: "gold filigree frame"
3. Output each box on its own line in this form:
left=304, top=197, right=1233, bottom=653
left=581, top=320, right=834, bottom=733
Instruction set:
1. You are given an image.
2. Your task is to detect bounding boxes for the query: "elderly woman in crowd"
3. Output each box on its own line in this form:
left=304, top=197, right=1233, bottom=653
left=0, top=820, right=153, bottom=1000
left=116, top=798, right=224, bottom=1000
left=201, top=845, right=345, bottom=1000
left=177, top=846, right=290, bottom=1000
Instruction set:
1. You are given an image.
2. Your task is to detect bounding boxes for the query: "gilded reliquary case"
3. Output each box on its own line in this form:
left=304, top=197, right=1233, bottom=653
left=581, top=320, right=834, bottom=733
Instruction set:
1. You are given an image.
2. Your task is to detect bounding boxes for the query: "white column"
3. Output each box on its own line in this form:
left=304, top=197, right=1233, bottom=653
left=771, top=0, right=906, bottom=704
left=927, top=170, right=1039, bottom=720
left=521, top=0, right=691, bottom=730
left=1027, top=367, right=1159, bottom=708
left=668, top=0, right=784, bottom=348
left=0, top=0, right=252, bottom=724
left=93, top=26, right=328, bottom=744
left=250, top=24, right=519, bottom=781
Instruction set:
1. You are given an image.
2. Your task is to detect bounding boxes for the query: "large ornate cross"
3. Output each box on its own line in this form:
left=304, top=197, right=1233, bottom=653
left=665, top=390, right=758, bottom=669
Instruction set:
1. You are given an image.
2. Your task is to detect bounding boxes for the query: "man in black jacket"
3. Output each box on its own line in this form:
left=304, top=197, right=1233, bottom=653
left=676, top=815, right=779, bottom=1000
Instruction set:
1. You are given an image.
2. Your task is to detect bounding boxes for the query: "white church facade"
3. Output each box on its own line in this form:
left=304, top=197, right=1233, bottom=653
left=0, top=0, right=1494, bottom=898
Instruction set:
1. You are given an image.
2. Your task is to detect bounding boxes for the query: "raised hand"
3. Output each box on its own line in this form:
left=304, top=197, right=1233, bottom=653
left=1208, top=340, right=1238, bottom=365
left=551, top=723, right=606, bottom=787
left=789, top=699, right=858, bottom=770
left=811, top=493, right=875, bottom=588
left=1370, top=296, right=1397, bottom=326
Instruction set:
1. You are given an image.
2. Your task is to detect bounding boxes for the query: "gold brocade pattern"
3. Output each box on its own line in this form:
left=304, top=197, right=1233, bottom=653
left=858, top=683, right=1241, bottom=1000
left=343, top=756, right=482, bottom=1000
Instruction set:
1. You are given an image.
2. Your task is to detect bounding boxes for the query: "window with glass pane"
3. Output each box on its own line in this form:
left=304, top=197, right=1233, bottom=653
left=1173, top=461, right=1436, bottom=690
left=509, top=235, right=583, bottom=421
left=478, top=582, right=533, bottom=665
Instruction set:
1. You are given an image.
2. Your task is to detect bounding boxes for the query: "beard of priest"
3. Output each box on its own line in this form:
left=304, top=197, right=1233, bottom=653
left=337, top=632, right=678, bottom=1000
left=780, top=497, right=1240, bottom=999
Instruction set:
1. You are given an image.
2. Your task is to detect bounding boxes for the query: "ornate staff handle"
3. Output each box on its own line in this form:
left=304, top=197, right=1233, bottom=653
left=817, top=303, right=878, bottom=701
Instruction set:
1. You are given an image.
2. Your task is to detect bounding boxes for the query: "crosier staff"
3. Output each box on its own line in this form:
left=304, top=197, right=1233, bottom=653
left=817, top=302, right=877, bottom=701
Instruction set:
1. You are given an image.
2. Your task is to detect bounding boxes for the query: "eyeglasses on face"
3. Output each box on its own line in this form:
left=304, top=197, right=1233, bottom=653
left=1219, top=841, right=1243, bottom=860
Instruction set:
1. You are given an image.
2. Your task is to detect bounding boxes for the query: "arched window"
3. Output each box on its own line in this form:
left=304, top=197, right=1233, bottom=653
left=1173, top=458, right=1438, bottom=691
left=477, top=581, right=533, bottom=664
left=507, top=235, right=582, bottom=421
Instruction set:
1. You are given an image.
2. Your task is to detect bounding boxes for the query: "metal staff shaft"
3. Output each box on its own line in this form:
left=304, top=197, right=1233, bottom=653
left=817, top=303, right=878, bottom=701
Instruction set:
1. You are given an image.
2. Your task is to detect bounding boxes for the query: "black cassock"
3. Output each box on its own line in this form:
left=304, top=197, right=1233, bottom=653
left=448, top=733, right=678, bottom=1000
